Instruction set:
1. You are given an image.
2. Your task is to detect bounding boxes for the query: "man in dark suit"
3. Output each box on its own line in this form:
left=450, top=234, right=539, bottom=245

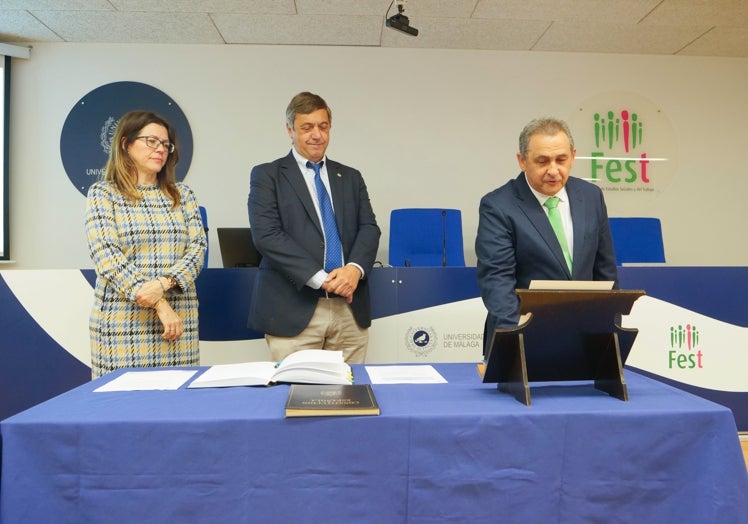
left=476, top=117, right=618, bottom=357
left=248, top=92, right=380, bottom=363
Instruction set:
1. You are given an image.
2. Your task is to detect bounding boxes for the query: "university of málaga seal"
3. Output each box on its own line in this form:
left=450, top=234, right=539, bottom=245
left=404, top=326, right=437, bottom=357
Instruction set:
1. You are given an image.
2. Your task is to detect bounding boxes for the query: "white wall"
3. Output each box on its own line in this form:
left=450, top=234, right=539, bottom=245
left=7, top=43, right=748, bottom=269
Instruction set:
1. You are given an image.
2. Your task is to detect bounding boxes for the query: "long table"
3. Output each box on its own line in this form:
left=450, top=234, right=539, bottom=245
left=2, top=267, right=748, bottom=431
left=2, top=364, right=746, bottom=523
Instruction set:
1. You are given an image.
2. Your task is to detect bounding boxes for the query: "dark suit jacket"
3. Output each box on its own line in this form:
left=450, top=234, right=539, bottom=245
left=475, top=173, right=618, bottom=354
left=247, top=151, right=380, bottom=336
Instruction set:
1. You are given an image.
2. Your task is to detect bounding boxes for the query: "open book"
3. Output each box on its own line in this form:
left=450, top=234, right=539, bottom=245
left=187, top=349, right=353, bottom=388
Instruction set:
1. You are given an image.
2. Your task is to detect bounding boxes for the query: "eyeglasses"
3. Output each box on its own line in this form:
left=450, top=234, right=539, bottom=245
left=135, top=135, right=175, bottom=153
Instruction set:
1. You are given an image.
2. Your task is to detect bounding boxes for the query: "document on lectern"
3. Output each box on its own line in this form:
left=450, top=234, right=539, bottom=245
left=528, top=280, right=614, bottom=290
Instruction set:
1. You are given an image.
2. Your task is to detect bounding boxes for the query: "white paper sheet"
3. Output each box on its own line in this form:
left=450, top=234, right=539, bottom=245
left=365, top=365, right=447, bottom=384
left=528, top=280, right=614, bottom=290
left=93, top=370, right=198, bottom=392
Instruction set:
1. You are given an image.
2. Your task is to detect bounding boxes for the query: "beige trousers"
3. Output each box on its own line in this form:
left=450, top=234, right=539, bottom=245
left=265, top=297, right=368, bottom=363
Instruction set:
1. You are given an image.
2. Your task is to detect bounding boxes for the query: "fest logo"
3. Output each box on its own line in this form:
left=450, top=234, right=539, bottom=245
left=667, top=323, right=704, bottom=370
left=571, top=93, right=676, bottom=196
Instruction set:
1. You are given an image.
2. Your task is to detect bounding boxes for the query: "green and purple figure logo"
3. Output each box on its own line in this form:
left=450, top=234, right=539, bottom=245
left=590, top=109, right=650, bottom=185
left=594, top=110, right=643, bottom=152
left=668, top=323, right=703, bottom=370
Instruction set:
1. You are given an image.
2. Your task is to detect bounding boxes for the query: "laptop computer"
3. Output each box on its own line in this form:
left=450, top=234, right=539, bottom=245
left=216, top=227, right=262, bottom=268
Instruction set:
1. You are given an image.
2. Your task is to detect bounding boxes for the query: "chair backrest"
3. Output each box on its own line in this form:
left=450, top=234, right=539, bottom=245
left=608, top=217, right=665, bottom=265
left=199, top=206, right=209, bottom=268
left=388, top=208, right=465, bottom=267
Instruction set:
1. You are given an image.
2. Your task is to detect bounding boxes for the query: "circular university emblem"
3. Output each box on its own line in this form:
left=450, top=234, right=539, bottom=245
left=60, top=81, right=193, bottom=196
left=404, top=326, right=438, bottom=357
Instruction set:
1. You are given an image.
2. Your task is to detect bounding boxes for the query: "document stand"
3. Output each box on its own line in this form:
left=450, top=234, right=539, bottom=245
left=482, top=289, right=644, bottom=405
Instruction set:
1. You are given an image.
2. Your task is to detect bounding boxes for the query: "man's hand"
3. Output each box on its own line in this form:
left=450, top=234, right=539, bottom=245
left=322, top=265, right=361, bottom=304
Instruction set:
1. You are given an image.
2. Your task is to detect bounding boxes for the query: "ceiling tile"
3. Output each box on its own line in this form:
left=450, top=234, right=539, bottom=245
left=642, top=0, right=748, bottom=27
left=473, top=0, right=661, bottom=23
left=0, top=10, right=63, bottom=42
left=107, top=0, right=295, bottom=15
left=677, top=27, right=748, bottom=57
left=213, top=14, right=383, bottom=46
left=296, top=0, right=391, bottom=16
left=0, top=0, right=113, bottom=9
left=400, top=0, right=480, bottom=18
left=382, top=16, right=548, bottom=50
left=29, top=11, right=224, bottom=43
left=534, top=21, right=711, bottom=55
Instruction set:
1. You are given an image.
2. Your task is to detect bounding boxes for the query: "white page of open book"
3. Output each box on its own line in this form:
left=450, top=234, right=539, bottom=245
left=187, top=361, right=278, bottom=388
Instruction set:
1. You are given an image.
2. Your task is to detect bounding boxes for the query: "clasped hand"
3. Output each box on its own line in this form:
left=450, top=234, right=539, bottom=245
left=136, top=280, right=183, bottom=340
left=152, top=299, right=184, bottom=341
left=322, top=265, right=361, bottom=304
left=135, top=279, right=165, bottom=308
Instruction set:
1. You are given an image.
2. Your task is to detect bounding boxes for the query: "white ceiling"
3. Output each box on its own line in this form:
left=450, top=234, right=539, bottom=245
left=1, top=0, right=748, bottom=58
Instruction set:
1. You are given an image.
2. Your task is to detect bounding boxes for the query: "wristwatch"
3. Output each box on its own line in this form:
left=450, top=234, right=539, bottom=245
left=164, top=275, right=178, bottom=290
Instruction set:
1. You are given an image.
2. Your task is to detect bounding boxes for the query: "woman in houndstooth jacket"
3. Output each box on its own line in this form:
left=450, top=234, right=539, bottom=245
left=84, top=110, right=206, bottom=379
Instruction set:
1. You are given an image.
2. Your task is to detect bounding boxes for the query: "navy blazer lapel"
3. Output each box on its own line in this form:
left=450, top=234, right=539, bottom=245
left=567, top=178, right=587, bottom=277
left=325, top=159, right=346, bottom=231
left=280, top=152, right=324, bottom=235
left=514, top=173, right=571, bottom=277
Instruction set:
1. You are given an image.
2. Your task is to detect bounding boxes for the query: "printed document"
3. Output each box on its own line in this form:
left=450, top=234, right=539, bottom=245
left=365, top=365, right=447, bottom=384
left=94, top=370, right=198, bottom=392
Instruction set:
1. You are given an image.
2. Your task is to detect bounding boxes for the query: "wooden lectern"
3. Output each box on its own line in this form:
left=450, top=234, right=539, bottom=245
left=481, top=288, right=645, bottom=405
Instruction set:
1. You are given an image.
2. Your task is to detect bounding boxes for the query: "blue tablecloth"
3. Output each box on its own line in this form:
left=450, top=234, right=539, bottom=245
left=2, top=364, right=747, bottom=523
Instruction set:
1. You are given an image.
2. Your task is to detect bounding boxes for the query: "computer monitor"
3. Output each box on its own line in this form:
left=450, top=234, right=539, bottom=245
left=216, top=227, right=262, bottom=268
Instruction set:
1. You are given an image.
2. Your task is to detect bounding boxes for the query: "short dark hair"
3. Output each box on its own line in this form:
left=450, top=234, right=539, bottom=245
left=285, top=92, right=331, bottom=128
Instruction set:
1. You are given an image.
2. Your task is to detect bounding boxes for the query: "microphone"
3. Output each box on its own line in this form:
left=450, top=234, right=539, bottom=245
left=441, top=210, right=447, bottom=267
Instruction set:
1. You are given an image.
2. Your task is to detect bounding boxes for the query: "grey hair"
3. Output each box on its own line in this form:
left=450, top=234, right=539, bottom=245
left=518, top=117, right=575, bottom=157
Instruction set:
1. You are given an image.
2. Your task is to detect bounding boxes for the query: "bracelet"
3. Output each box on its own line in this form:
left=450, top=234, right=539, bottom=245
left=152, top=297, right=167, bottom=309
left=157, top=278, right=167, bottom=295
left=164, top=275, right=178, bottom=290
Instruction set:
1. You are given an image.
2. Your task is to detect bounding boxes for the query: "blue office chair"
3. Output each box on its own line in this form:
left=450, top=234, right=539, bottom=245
left=608, top=217, right=665, bottom=265
left=199, top=206, right=209, bottom=268
left=388, top=208, right=466, bottom=267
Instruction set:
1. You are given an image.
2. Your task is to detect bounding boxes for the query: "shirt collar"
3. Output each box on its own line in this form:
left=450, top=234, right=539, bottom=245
left=524, top=174, right=569, bottom=207
left=291, top=148, right=327, bottom=173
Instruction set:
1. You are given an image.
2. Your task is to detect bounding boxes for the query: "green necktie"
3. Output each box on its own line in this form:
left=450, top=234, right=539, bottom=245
left=544, top=196, right=572, bottom=273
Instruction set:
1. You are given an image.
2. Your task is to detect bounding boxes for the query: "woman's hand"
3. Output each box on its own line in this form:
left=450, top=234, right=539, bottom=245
left=153, top=299, right=184, bottom=341
left=136, top=279, right=167, bottom=308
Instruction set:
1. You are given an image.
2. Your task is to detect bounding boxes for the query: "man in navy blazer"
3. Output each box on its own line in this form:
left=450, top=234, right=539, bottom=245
left=476, top=117, right=618, bottom=357
left=248, top=92, right=380, bottom=363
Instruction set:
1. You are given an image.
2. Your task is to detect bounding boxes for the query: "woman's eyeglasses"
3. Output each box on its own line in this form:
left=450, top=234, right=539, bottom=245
left=135, top=136, right=175, bottom=153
